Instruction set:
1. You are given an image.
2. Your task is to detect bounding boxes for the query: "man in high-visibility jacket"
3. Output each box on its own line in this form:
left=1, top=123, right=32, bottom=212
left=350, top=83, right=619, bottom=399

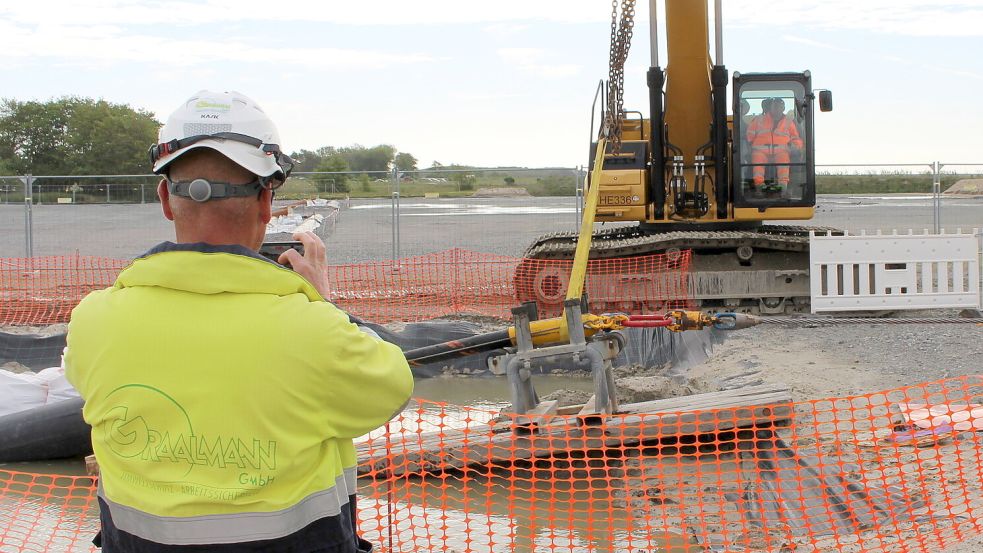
left=65, top=90, right=413, bottom=553
left=746, top=97, right=803, bottom=192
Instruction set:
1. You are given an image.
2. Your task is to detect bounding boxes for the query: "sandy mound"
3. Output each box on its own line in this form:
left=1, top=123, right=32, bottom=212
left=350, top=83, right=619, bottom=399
left=944, top=179, right=983, bottom=195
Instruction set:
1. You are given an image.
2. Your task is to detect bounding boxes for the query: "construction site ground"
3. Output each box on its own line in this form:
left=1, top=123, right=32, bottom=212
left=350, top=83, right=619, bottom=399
left=406, top=310, right=983, bottom=552
left=2, top=195, right=982, bottom=261
left=2, top=194, right=981, bottom=550
left=682, top=310, right=983, bottom=553
left=2, top=309, right=982, bottom=551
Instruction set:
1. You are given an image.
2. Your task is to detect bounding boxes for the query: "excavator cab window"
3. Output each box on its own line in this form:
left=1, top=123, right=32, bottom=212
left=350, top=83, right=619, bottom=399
left=732, top=73, right=817, bottom=209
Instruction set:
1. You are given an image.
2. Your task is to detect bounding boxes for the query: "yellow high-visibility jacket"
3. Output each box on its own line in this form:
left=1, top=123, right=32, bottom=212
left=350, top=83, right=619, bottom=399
left=65, top=242, right=413, bottom=548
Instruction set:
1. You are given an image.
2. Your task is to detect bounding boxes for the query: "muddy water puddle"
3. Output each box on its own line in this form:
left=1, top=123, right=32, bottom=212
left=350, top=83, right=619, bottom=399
left=359, top=455, right=691, bottom=553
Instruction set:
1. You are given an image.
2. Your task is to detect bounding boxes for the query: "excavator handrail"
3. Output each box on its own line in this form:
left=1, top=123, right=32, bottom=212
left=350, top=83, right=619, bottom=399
left=588, top=79, right=606, bottom=144
left=623, top=110, right=646, bottom=141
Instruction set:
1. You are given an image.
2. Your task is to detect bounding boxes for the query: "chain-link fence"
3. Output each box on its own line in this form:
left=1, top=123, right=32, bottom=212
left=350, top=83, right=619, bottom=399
left=0, top=176, right=28, bottom=259
left=0, top=168, right=586, bottom=261
left=795, top=163, right=983, bottom=234
left=1, top=163, right=980, bottom=261
left=939, top=164, right=983, bottom=235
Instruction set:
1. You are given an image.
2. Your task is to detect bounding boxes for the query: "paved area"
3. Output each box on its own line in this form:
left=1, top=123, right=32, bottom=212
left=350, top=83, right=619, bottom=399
left=2, top=195, right=980, bottom=261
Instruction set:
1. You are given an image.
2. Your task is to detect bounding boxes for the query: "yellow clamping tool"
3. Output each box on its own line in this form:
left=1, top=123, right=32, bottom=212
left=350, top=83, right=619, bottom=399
left=662, top=311, right=762, bottom=332
left=503, top=310, right=744, bottom=351
left=507, top=312, right=630, bottom=347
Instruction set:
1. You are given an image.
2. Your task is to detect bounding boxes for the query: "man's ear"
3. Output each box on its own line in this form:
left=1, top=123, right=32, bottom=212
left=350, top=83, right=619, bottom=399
left=258, top=188, right=273, bottom=224
left=158, top=179, right=175, bottom=221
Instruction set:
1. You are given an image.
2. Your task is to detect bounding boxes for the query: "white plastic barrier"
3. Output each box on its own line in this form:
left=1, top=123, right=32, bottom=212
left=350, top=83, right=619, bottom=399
left=809, top=229, right=981, bottom=312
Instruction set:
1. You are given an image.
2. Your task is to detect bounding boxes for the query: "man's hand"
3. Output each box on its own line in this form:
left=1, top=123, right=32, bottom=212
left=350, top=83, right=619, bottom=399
left=278, top=231, right=331, bottom=298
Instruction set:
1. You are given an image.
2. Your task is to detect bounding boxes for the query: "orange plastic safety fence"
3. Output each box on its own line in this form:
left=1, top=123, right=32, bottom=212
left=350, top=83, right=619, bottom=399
left=0, top=471, right=98, bottom=552
left=355, top=376, right=983, bottom=552
left=3, top=376, right=983, bottom=552
left=0, top=256, right=127, bottom=326
left=0, top=249, right=692, bottom=326
left=326, top=248, right=692, bottom=323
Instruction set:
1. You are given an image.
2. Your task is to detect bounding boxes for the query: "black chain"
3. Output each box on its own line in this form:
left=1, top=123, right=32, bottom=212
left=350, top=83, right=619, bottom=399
left=605, top=0, right=635, bottom=155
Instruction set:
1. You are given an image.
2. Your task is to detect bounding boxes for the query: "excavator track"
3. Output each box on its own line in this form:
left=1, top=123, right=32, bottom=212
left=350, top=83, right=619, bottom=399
left=515, top=225, right=843, bottom=317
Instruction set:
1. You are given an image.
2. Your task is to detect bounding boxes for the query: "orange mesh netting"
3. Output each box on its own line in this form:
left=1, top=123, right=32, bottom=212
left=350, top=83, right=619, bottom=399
left=0, top=471, right=98, bottom=552
left=3, top=376, right=983, bottom=552
left=0, top=257, right=127, bottom=326
left=325, top=247, right=690, bottom=322
left=0, top=248, right=692, bottom=326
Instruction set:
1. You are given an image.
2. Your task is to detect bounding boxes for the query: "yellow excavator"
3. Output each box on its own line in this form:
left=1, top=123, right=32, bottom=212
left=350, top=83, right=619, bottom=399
left=516, top=0, right=833, bottom=316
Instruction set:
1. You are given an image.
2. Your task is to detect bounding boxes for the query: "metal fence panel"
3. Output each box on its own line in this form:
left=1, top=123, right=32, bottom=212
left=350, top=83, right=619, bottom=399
left=3, top=163, right=982, bottom=264
left=28, top=175, right=165, bottom=258
left=938, top=165, right=983, bottom=235
left=0, top=176, right=27, bottom=258
left=286, top=170, right=394, bottom=264
left=388, top=168, right=581, bottom=261
left=801, top=164, right=937, bottom=233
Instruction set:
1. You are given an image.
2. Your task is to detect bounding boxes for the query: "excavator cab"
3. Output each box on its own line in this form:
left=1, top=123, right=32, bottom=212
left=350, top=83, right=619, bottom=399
left=732, top=72, right=832, bottom=215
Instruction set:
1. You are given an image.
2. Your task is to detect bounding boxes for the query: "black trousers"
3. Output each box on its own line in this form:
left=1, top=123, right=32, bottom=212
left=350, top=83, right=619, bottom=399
left=95, top=496, right=372, bottom=553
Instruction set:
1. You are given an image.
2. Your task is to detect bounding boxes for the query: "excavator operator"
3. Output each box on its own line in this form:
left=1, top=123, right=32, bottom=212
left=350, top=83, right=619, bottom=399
left=746, top=97, right=804, bottom=195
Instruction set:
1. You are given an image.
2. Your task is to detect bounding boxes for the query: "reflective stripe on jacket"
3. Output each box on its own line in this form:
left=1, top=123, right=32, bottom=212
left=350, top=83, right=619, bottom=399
left=65, top=242, right=413, bottom=547
left=746, top=113, right=803, bottom=150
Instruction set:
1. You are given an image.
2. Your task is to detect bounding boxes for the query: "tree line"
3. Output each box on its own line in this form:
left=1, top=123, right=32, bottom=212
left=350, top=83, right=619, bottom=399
left=0, top=97, right=423, bottom=179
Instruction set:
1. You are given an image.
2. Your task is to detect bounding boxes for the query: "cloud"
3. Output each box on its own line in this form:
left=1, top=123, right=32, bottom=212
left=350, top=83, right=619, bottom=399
left=448, top=92, right=528, bottom=101
left=4, top=1, right=981, bottom=37
left=484, top=23, right=530, bottom=39
left=780, top=35, right=851, bottom=52
left=922, top=65, right=983, bottom=81
left=498, top=48, right=581, bottom=78
left=5, top=0, right=983, bottom=37
left=723, top=1, right=983, bottom=37
left=0, top=0, right=605, bottom=27
left=0, top=20, right=434, bottom=69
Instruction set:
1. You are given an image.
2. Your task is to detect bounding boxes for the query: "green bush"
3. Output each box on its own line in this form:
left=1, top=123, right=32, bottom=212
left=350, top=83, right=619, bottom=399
left=527, top=175, right=576, bottom=196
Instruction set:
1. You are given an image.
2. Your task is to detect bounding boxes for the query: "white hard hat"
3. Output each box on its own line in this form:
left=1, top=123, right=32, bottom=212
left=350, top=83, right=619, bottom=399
left=149, top=90, right=294, bottom=184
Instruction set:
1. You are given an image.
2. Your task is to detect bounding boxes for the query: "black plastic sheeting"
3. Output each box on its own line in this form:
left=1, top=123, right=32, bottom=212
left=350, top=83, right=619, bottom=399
left=0, top=321, right=500, bottom=378
left=619, top=325, right=722, bottom=375
left=0, top=331, right=66, bottom=371
left=0, top=398, right=89, bottom=463
left=361, top=320, right=504, bottom=377
left=0, top=321, right=721, bottom=462
left=1, top=320, right=722, bottom=378
left=363, top=321, right=722, bottom=378
left=713, top=429, right=921, bottom=545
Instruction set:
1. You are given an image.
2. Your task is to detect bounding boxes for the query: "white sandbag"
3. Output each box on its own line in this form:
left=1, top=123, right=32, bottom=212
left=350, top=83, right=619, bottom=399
left=0, top=370, right=46, bottom=417
left=35, top=366, right=81, bottom=404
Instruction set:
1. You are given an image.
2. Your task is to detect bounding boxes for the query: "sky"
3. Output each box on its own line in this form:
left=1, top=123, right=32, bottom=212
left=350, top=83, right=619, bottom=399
left=1, top=0, right=982, bottom=169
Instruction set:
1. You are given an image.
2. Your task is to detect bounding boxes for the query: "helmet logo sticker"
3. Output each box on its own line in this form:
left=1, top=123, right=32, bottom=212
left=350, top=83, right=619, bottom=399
left=194, top=100, right=231, bottom=112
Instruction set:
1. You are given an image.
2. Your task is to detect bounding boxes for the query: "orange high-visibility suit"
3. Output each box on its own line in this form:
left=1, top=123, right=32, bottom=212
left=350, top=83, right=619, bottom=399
left=746, top=114, right=803, bottom=187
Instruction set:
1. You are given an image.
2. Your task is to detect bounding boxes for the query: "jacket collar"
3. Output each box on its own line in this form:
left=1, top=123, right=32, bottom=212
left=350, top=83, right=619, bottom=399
left=116, top=241, right=323, bottom=301
left=138, top=241, right=273, bottom=263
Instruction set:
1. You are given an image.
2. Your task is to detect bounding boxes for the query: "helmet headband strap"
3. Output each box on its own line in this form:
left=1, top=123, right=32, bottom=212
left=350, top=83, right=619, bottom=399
left=149, top=132, right=295, bottom=179
left=167, top=177, right=268, bottom=203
